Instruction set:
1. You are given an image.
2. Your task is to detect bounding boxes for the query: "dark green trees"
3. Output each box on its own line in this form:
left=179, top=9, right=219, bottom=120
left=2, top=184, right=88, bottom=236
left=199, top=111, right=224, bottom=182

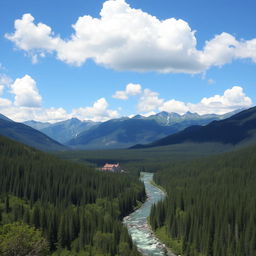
left=150, top=145, right=256, bottom=256
left=0, top=135, right=145, bottom=255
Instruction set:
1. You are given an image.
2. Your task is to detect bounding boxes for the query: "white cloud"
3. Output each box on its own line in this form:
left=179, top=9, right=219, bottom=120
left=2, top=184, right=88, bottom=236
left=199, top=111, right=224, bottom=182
left=0, top=106, right=70, bottom=123
left=141, top=111, right=156, bottom=117
left=235, top=38, right=256, bottom=61
left=0, top=97, right=119, bottom=123
left=137, top=86, right=252, bottom=115
left=189, top=86, right=252, bottom=114
left=0, top=98, right=12, bottom=107
left=159, top=99, right=189, bottom=114
left=0, top=85, right=4, bottom=95
left=71, top=98, right=119, bottom=122
left=5, top=13, right=60, bottom=53
left=113, top=83, right=141, bottom=100
left=0, top=75, right=120, bottom=122
left=137, top=89, right=164, bottom=112
left=0, top=74, right=252, bottom=123
left=6, top=0, right=256, bottom=73
left=112, top=91, right=128, bottom=100
left=10, top=75, right=42, bottom=107
left=201, top=33, right=238, bottom=67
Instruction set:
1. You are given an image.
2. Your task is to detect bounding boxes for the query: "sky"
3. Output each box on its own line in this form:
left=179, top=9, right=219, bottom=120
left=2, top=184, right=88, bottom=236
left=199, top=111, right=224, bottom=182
left=0, top=0, right=256, bottom=123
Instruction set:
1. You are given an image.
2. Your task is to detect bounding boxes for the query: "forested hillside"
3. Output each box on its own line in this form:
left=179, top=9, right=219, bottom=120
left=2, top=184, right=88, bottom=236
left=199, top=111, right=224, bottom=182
left=0, top=135, right=145, bottom=255
left=150, top=144, right=256, bottom=256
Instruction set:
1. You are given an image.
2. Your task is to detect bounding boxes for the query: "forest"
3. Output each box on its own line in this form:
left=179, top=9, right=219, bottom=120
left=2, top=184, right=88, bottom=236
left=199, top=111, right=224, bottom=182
left=0, top=135, right=146, bottom=255
left=150, top=144, right=256, bottom=256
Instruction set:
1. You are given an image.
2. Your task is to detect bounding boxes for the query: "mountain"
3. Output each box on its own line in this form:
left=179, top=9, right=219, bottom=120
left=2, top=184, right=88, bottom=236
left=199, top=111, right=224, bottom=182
left=67, top=110, right=239, bottom=149
left=67, top=118, right=180, bottom=149
left=139, top=110, right=240, bottom=126
left=24, top=118, right=98, bottom=143
left=0, top=114, right=66, bottom=151
left=24, top=120, right=51, bottom=130
left=132, top=106, right=256, bottom=149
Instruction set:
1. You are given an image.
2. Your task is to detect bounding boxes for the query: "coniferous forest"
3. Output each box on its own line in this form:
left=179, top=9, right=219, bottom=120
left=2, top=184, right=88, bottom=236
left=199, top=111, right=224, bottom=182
left=0, top=135, right=146, bottom=255
left=150, top=144, right=256, bottom=256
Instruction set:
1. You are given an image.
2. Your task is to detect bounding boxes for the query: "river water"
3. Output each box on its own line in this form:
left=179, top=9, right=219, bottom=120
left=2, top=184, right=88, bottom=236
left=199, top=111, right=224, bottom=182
left=123, top=172, right=175, bottom=256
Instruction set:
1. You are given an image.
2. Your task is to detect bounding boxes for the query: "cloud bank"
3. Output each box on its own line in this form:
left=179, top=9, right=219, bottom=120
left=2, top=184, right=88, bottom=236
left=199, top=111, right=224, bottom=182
left=6, top=0, right=256, bottom=73
left=0, top=74, right=253, bottom=122
left=139, top=86, right=252, bottom=115
left=0, top=75, right=119, bottom=122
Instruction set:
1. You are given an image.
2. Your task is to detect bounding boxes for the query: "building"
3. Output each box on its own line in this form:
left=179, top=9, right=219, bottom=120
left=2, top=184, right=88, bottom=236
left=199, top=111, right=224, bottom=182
left=101, top=163, right=122, bottom=172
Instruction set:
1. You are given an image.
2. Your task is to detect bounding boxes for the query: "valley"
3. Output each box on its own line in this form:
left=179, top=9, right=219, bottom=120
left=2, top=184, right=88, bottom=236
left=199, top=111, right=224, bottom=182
left=1, top=1, right=256, bottom=255
left=1, top=107, right=256, bottom=256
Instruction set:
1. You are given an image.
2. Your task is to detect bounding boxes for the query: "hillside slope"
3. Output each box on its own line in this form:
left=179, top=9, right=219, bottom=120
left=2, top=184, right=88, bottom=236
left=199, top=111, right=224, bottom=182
left=25, top=118, right=98, bottom=143
left=0, top=115, right=66, bottom=151
left=0, top=135, right=144, bottom=255
left=133, top=107, right=256, bottom=148
left=150, top=142, right=256, bottom=256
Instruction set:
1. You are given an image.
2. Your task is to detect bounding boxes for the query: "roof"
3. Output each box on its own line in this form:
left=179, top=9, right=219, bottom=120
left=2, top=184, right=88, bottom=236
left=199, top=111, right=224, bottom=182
left=103, top=163, right=119, bottom=168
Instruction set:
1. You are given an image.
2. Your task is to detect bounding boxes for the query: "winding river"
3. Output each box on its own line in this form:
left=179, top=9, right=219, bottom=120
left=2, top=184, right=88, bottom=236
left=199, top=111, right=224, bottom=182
left=123, top=172, right=176, bottom=256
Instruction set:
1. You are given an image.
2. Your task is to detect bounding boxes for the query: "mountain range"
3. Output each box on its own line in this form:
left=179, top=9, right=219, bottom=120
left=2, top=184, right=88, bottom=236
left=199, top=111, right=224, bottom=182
left=132, top=106, right=256, bottom=149
left=24, top=118, right=98, bottom=144
left=24, top=110, right=239, bottom=149
left=0, top=108, right=248, bottom=151
left=0, top=114, right=66, bottom=151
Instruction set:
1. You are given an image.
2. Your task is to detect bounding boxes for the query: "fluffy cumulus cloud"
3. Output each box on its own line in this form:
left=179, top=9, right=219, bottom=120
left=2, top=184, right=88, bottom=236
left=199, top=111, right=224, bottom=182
left=0, top=97, right=119, bottom=123
left=0, top=106, right=69, bottom=123
left=0, top=74, right=120, bottom=122
left=10, top=75, right=42, bottom=107
left=71, top=98, right=119, bottom=122
left=137, top=89, right=164, bottom=112
left=5, top=13, right=60, bottom=63
left=6, top=0, right=256, bottom=73
left=113, top=83, right=141, bottom=100
left=159, top=99, right=189, bottom=114
left=188, top=86, right=252, bottom=114
left=140, top=86, right=252, bottom=115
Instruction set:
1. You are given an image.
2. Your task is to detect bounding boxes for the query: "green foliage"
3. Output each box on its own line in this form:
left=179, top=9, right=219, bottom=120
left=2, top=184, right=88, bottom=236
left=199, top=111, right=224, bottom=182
left=0, top=135, right=145, bottom=255
left=150, top=144, right=256, bottom=256
left=0, top=222, right=49, bottom=256
left=155, top=226, right=182, bottom=255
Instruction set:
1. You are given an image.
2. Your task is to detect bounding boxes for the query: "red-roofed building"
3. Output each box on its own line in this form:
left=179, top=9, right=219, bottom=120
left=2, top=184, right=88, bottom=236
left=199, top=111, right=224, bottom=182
left=101, top=163, right=122, bottom=172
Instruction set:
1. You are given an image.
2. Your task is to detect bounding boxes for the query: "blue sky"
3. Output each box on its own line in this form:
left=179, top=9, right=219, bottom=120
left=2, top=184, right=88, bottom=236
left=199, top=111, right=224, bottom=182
left=0, top=0, right=256, bottom=122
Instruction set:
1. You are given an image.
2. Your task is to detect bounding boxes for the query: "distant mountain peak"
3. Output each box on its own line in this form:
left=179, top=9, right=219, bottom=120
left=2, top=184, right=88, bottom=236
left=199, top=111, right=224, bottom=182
left=183, top=111, right=200, bottom=117
left=156, top=111, right=169, bottom=116
left=132, top=114, right=144, bottom=119
left=133, top=106, right=256, bottom=149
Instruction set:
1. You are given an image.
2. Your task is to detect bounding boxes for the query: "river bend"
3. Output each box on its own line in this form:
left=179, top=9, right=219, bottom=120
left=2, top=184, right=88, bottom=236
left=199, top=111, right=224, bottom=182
left=123, top=172, right=175, bottom=256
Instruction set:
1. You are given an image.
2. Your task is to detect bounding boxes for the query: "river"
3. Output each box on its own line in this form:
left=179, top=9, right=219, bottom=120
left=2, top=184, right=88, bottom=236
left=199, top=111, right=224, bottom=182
left=123, top=172, right=176, bottom=256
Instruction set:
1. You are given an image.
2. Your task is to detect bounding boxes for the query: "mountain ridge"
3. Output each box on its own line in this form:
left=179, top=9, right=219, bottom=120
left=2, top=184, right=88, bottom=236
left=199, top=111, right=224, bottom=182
left=132, top=106, right=256, bottom=149
left=66, top=109, right=242, bottom=149
left=0, top=113, right=66, bottom=151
